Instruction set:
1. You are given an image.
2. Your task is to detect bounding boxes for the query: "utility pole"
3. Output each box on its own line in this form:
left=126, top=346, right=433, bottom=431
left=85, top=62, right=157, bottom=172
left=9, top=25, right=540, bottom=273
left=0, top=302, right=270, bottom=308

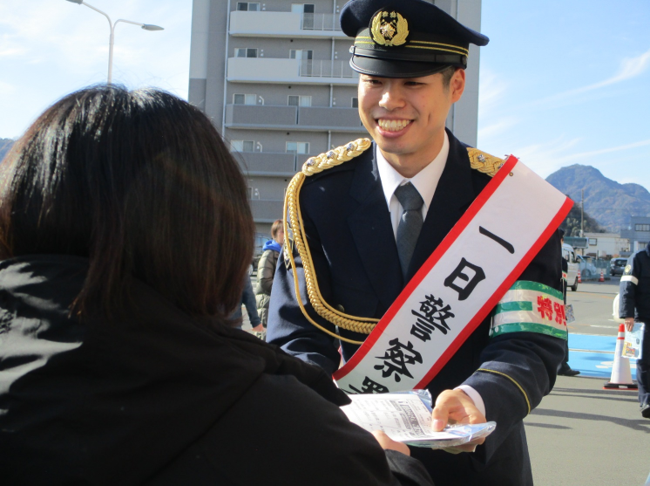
left=580, top=189, right=584, bottom=237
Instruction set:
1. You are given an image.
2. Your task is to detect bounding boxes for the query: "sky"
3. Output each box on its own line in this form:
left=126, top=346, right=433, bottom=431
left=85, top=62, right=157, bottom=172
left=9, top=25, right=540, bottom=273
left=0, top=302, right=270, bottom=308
left=1, top=0, right=649, bottom=190
left=478, top=0, right=650, bottom=190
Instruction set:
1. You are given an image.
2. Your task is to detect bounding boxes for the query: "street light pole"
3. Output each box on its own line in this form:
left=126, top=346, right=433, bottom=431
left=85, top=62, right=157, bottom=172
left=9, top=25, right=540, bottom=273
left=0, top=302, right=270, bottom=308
left=65, top=0, right=163, bottom=84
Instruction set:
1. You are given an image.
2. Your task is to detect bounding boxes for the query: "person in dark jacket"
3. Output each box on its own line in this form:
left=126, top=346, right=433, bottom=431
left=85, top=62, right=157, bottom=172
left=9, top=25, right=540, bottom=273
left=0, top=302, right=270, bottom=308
left=255, top=219, right=284, bottom=326
left=619, top=242, right=650, bottom=419
left=230, top=275, right=263, bottom=331
left=0, top=85, right=434, bottom=486
left=558, top=229, right=580, bottom=376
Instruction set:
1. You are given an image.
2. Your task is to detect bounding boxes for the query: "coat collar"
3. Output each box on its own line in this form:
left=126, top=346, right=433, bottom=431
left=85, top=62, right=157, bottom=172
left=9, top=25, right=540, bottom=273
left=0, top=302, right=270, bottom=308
left=347, top=145, right=403, bottom=310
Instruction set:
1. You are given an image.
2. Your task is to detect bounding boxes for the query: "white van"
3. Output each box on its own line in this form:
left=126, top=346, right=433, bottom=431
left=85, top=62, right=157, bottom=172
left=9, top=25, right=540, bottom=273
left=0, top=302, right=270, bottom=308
left=562, top=243, right=580, bottom=291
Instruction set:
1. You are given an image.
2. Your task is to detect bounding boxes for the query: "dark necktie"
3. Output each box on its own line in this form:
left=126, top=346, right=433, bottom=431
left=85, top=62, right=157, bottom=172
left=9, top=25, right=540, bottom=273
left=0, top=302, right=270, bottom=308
left=394, top=182, right=424, bottom=280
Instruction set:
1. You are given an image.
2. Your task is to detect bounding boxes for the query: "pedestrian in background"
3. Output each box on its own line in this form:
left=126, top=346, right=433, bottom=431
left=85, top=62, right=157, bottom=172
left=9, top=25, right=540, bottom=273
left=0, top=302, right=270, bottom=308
left=255, top=219, right=283, bottom=327
left=230, top=275, right=264, bottom=336
left=619, top=242, right=650, bottom=419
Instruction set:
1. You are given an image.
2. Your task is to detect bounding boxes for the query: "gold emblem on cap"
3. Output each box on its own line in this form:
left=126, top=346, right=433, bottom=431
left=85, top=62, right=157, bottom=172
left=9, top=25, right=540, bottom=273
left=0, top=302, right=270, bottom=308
left=370, top=11, right=409, bottom=47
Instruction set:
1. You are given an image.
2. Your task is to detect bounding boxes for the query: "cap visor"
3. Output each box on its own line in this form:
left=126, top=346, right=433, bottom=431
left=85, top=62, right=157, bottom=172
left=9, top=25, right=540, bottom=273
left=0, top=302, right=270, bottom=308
left=351, top=55, right=451, bottom=78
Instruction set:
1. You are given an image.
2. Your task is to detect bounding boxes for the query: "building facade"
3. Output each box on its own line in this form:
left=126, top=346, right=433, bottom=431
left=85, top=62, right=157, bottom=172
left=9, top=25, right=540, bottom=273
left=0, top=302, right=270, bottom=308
left=621, top=216, right=650, bottom=254
left=189, top=0, right=484, bottom=235
left=582, top=232, right=630, bottom=258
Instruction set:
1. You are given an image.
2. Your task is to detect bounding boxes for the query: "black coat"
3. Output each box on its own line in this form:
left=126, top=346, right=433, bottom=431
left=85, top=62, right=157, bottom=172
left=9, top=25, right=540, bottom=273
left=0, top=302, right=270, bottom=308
left=619, top=242, right=650, bottom=320
left=0, top=255, right=433, bottom=486
left=267, top=130, right=565, bottom=486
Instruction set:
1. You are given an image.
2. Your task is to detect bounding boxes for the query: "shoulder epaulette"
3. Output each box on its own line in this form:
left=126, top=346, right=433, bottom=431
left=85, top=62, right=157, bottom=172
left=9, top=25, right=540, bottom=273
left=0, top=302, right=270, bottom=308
left=301, top=138, right=372, bottom=177
left=282, top=137, right=378, bottom=345
left=467, top=148, right=504, bottom=177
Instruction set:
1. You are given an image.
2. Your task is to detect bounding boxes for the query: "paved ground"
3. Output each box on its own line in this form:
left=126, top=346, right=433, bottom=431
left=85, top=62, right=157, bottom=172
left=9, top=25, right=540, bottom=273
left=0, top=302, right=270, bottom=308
left=526, top=375, right=649, bottom=485
left=530, top=277, right=649, bottom=485
left=567, top=277, right=620, bottom=337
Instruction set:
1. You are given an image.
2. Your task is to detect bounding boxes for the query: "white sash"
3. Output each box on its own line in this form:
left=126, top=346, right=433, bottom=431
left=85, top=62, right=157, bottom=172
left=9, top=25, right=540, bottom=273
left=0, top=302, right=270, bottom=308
left=333, top=156, right=573, bottom=394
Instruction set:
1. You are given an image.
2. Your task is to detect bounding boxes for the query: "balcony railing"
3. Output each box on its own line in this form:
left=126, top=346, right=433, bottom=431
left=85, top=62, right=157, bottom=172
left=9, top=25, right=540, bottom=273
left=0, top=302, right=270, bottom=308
left=229, top=11, right=343, bottom=36
left=300, top=13, right=340, bottom=31
left=234, top=151, right=322, bottom=173
left=248, top=199, right=285, bottom=223
left=227, top=57, right=358, bottom=84
left=234, top=151, right=297, bottom=173
left=298, top=60, right=355, bottom=78
left=225, top=104, right=365, bottom=130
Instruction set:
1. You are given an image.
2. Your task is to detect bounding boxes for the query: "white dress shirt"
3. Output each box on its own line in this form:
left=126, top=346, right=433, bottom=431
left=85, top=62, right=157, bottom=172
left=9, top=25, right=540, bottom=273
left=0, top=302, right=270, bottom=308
left=376, top=132, right=448, bottom=237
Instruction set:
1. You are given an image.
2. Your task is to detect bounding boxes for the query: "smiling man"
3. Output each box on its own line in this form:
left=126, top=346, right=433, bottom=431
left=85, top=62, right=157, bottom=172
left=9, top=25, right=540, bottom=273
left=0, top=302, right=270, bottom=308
left=267, top=1, right=567, bottom=485
left=358, top=70, right=463, bottom=177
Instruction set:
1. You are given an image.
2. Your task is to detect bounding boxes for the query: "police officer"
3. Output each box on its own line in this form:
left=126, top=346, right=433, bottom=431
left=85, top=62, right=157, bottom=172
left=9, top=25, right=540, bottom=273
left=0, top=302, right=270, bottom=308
left=267, top=1, right=566, bottom=484
left=619, top=242, right=650, bottom=419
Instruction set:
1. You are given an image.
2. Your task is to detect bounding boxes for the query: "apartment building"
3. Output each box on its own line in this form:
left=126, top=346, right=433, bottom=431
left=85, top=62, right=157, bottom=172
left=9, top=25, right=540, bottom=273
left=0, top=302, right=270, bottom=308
left=189, top=0, right=484, bottom=235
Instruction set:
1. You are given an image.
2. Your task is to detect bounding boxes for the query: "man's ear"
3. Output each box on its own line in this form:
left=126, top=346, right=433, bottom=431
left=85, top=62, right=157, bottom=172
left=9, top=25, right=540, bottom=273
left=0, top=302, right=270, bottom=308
left=450, top=68, right=466, bottom=103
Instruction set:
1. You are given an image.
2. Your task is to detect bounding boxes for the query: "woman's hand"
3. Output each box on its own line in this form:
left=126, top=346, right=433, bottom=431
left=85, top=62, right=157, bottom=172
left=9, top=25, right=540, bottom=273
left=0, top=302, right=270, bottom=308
left=371, top=430, right=410, bottom=456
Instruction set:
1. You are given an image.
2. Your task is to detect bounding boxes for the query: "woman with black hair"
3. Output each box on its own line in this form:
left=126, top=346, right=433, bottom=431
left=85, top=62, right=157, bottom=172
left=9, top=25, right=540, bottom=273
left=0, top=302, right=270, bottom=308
left=0, top=86, right=433, bottom=486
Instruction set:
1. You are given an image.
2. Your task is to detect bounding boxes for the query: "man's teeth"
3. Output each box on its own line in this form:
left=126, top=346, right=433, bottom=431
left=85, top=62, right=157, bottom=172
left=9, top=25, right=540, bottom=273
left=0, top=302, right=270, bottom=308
left=378, top=119, right=410, bottom=131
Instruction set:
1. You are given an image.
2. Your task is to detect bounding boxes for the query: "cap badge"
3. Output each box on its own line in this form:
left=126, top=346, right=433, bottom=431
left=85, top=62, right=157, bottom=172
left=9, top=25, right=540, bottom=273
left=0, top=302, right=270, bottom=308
left=370, top=11, right=409, bottom=47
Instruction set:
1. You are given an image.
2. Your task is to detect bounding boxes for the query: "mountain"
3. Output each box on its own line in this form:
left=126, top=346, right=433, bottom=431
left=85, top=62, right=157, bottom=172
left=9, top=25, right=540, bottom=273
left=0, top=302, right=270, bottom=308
left=546, top=164, right=650, bottom=233
left=0, top=138, right=15, bottom=163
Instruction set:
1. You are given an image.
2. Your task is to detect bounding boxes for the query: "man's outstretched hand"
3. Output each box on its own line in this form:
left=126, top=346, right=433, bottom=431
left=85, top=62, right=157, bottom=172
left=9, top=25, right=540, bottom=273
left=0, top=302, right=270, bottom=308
left=432, top=389, right=487, bottom=454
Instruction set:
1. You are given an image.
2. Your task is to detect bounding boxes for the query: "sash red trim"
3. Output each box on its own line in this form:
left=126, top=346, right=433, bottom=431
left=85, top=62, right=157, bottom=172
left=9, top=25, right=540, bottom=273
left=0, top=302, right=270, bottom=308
left=333, top=156, right=573, bottom=382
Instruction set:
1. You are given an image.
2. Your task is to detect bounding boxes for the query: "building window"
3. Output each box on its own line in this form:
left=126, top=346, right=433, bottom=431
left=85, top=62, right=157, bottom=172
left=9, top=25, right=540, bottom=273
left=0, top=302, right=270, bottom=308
left=286, top=142, right=310, bottom=154
left=237, top=2, right=260, bottom=11
left=231, top=140, right=255, bottom=152
left=234, top=93, right=257, bottom=105
left=635, top=224, right=650, bottom=232
left=291, top=50, right=313, bottom=76
left=290, top=49, right=313, bottom=60
left=351, top=97, right=358, bottom=108
left=288, top=95, right=312, bottom=107
left=292, top=4, right=315, bottom=29
left=235, top=48, right=258, bottom=58
left=589, top=238, right=597, bottom=246
left=291, top=3, right=315, bottom=13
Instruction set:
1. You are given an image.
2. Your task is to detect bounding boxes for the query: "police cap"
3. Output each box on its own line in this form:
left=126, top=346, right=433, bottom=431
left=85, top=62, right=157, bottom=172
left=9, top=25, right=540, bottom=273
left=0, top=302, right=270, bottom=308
left=341, top=0, right=489, bottom=78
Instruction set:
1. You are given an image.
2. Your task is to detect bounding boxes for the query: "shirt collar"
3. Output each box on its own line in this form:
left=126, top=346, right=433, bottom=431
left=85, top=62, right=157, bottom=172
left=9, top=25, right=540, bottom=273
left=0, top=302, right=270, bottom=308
left=377, top=131, right=450, bottom=210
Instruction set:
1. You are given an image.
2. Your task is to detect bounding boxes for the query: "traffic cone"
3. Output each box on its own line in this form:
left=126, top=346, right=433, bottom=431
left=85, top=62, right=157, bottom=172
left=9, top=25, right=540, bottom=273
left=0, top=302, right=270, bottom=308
left=599, top=269, right=605, bottom=282
left=603, top=324, right=638, bottom=390
left=577, top=270, right=582, bottom=283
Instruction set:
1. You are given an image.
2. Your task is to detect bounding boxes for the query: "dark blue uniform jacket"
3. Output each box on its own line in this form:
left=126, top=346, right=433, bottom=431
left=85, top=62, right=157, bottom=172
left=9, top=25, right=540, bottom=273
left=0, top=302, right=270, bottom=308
left=619, top=242, right=650, bottom=320
left=267, top=129, right=565, bottom=486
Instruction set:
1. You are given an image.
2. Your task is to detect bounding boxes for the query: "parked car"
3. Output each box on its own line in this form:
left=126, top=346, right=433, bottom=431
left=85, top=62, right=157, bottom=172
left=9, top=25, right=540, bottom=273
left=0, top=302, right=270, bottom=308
left=562, top=243, right=580, bottom=291
left=610, top=257, right=628, bottom=277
